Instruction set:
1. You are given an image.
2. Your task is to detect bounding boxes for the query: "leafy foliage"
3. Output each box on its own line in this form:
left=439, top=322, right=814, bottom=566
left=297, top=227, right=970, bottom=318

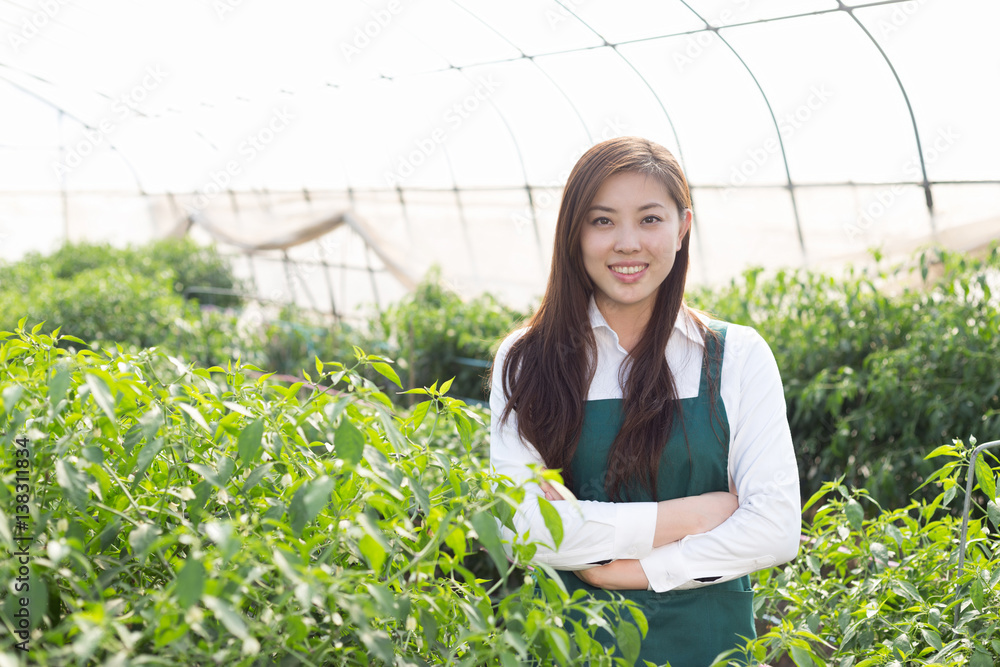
left=692, top=246, right=1000, bottom=508
left=734, top=438, right=1000, bottom=667
left=0, top=238, right=245, bottom=350
left=0, top=323, right=646, bottom=665
left=372, top=266, right=526, bottom=403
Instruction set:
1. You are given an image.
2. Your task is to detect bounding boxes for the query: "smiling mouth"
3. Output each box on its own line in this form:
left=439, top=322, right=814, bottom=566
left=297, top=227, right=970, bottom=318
left=609, top=264, right=648, bottom=276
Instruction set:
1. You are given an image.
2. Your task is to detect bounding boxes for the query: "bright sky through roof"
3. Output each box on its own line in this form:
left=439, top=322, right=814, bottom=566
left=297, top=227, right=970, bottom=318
left=1, top=0, right=997, bottom=193
left=0, top=0, right=997, bottom=309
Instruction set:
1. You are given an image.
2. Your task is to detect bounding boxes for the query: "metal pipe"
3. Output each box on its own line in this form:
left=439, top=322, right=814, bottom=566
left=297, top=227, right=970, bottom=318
left=954, top=439, right=1000, bottom=626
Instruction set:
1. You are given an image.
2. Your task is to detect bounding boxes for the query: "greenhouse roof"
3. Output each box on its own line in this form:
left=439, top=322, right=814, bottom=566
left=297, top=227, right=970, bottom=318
left=2, top=0, right=998, bottom=316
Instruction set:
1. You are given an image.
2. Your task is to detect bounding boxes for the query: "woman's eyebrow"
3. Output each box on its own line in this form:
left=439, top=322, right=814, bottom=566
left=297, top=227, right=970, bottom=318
left=587, top=202, right=667, bottom=213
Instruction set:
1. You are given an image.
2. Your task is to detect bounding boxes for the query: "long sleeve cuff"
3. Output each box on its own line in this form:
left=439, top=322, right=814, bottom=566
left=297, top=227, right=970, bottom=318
left=611, top=501, right=658, bottom=561
left=638, top=542, right=689, bottom=592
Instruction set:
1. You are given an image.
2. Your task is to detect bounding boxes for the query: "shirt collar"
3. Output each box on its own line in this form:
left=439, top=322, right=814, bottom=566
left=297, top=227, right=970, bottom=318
left=587, top=293, right=705, bottom=347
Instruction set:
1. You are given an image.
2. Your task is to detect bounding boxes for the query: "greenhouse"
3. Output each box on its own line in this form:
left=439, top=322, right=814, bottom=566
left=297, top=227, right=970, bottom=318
left=1, top=0, right=999, bottom=665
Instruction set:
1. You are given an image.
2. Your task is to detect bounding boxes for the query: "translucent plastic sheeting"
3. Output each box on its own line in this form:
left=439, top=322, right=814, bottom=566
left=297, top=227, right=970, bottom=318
left=0, top=0, right=997, bottom=318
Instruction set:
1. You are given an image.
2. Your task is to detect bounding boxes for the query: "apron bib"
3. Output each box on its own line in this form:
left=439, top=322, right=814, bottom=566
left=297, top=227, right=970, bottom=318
left=557, top=322, right=755, bottom=666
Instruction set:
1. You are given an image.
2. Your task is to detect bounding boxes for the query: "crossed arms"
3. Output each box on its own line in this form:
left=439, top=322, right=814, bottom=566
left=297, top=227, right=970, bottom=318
left=489, top=323, right=802, bottom=593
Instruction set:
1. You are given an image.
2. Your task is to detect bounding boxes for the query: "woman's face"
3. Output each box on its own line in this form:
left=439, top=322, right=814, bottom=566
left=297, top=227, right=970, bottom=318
left=579, top=170, right=692, bottom=321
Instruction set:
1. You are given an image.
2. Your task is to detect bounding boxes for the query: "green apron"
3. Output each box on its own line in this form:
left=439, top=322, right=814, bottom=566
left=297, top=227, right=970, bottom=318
left=557, top=322, right=755, bottom=667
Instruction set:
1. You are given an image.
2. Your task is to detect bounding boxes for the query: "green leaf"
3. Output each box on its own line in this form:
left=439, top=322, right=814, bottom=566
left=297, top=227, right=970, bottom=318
left=85, top=373, right=116, bottom=422
left=544, top=627, right=571, bottom=664
left=627, top=603, right=649, bottom=638
left=616, top=618, right=641, bottom=665
left=215, top=455, right=235, bottom=486
left=204, top=521, right=239, bottom=563
left=801, top=486, right=829, bottom=513
left=237, top=418, right=264, bottom=466
left=944, top=483, right=958, bottom=506
left=790, top=645, right=816, bottom=667
left=359, top=534, right=387, bottom=572
left=188, top=463, right=221, bottom=488
left=175, top=557, right=205, bottom=609
left=242, top=462, right=273, bottom=493
left=49, top=364, right=71, bottom=409
left=288, top=475, right=335, bottom=535
left=970, top=650, right=993, bottom=667
left=974, top=455, right=996, bottom=501
left=334, top=419, right=364, bottom=466
left=891, top=632, right=911, bottom=658
left=537, top=497, right=564, bottom=549
left=919, top=627, right=943, bottom=650
left=203, top=596, right=249, bottom=640
left=2, top=384, right=23, bottom=415
left=453, top=411, right=473, bottom=450
left=889, top=580, right=921, bottom=602
left=439, top=376, right=454, bottom=395
left=176, top=402, right=211, bottom=434
left=129, top=523, right=161, bottom=564
left=924, top=444, right=957, bottom=459
left=410, top=399, right=431, bottom=430
left=132, top=437, right=165, bottom=490
left=55, top=458, right=89, bottom=509
left=357, top=626, right=394, bottom=663
left=987, top=500, right=1000, bottom=529
left=470, top=511, right=508, bottom=573
left=407, top=474, right=431, bottom=515
left=845, top=499, right=864, bottom=531
left=971, top=576, right=985, bottom=611
left=370, top=361, right=402, bottom=388
left=500, top=652, right=520, bottom=667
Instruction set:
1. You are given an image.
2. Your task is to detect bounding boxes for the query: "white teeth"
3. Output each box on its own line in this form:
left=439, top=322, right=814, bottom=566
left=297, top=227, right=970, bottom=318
left=611, top=265, right=646, bottom=275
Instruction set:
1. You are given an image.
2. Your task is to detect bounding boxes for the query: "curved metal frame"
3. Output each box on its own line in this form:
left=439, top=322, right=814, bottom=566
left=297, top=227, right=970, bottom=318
left=678, top=0, right=807, bottom=257
left=548, top=0, right=709, bottom=274
left=3, top=0, right=996, bottom=313
left=839, top=2, right=937, bottom=234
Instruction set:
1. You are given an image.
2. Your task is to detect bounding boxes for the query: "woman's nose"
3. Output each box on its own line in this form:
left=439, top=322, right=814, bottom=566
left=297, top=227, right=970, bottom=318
left=614, top=223, right=641, bottom=253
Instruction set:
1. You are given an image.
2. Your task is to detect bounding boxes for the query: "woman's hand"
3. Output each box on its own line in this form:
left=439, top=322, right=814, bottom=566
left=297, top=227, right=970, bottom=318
left=574, top=559, right=649, bottom=590
left=538, top=467, right=568, bottom=502
left=539, top=478, right=563, bottom=501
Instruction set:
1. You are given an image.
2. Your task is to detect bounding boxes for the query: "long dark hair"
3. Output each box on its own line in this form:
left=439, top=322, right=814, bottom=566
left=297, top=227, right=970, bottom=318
left=494, top=136, right=714, bottom=501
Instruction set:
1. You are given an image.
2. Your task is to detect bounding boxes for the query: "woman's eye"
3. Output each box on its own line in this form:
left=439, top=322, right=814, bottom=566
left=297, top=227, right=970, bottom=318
left=592, top=217, right=612, bottom=226
left=643, top=216, right=662, bottom=224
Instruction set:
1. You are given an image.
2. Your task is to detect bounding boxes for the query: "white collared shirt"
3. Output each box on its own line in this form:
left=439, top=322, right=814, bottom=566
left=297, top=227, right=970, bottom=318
left=489, top=295, right=801, bottom=592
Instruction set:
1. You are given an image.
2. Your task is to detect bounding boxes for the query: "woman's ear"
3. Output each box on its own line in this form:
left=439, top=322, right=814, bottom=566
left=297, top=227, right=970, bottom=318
left=680, top=207, right=693, bottom=243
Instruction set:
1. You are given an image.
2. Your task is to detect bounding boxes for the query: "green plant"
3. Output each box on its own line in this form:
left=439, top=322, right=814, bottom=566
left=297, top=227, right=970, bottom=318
left=0, top=322, right=645, bottom=665
left=692, top=245, right=1000, bottom=509
left=374, top=266, right=528, bottom=404
left=137, top=237, right=246, bottom=308
left=731, top=437, right=1000, bottom=667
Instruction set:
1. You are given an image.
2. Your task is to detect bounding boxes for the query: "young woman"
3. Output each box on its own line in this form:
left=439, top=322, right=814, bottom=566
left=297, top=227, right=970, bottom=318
left=489, top=136, right=801, bottom=666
